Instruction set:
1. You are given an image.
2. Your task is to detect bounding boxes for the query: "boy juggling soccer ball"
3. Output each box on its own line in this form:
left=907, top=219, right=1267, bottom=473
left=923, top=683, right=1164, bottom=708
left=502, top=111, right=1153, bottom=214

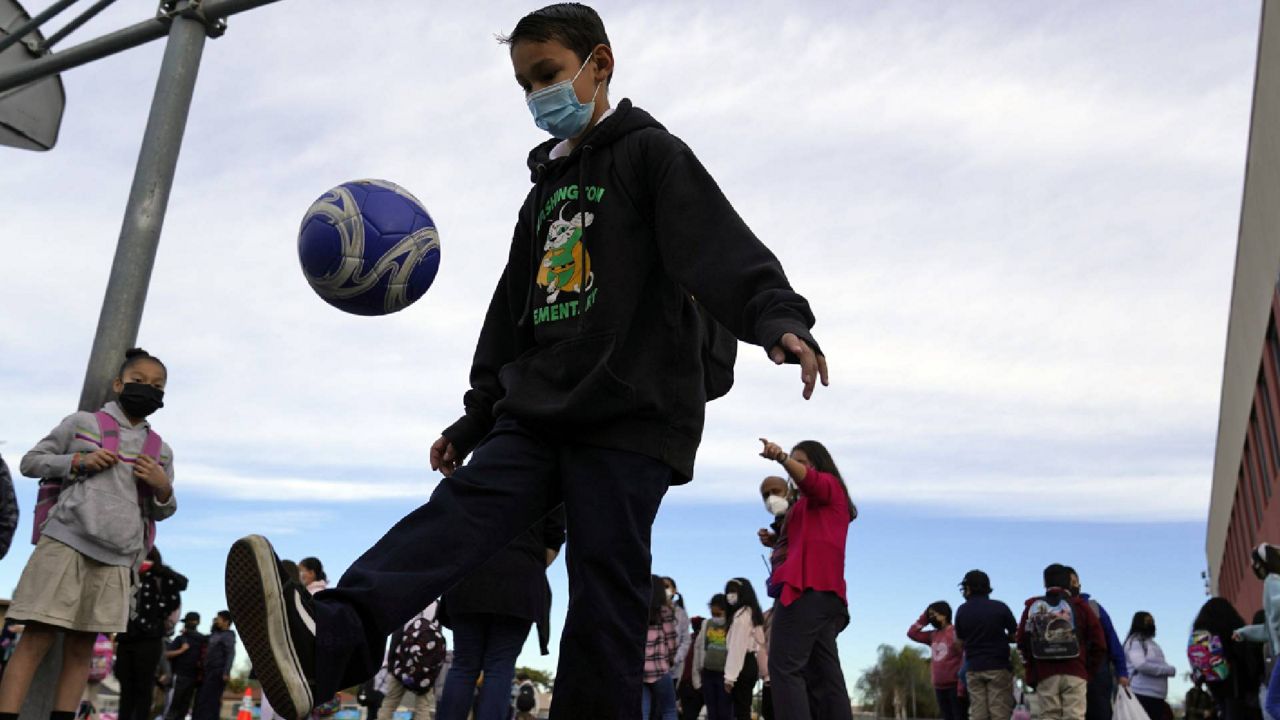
left=226, top=5, right=828, bottom=719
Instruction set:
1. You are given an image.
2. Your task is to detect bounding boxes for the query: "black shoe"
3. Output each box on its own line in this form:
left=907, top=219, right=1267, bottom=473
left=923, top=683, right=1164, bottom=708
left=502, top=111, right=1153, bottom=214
left=226, top=534, right=315, bottom=719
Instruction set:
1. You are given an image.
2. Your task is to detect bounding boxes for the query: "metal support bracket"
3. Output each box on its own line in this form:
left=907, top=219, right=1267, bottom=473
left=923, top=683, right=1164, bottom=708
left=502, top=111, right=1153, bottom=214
left=158, top=0, right=224, bottom=38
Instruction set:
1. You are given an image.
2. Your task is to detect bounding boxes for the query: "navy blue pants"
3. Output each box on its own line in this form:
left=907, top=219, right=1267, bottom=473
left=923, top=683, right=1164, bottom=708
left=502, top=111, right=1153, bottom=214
left=315, top=416, right=671, bottom=720
left=191, top=673, right=227, bottom=720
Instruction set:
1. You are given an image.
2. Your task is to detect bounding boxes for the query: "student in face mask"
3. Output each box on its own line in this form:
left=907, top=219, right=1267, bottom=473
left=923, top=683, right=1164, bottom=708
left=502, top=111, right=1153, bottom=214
left=693, top=595, right=733, bottom=720
left=722, top=579, right=767, bottom=720
left=1124, top=612, right=1176, bottom=720
left=226, top=4, right=827, bottom=717
left=908, top=602, right=964, bottom=720
left=1, top=348, right=176, bottom=720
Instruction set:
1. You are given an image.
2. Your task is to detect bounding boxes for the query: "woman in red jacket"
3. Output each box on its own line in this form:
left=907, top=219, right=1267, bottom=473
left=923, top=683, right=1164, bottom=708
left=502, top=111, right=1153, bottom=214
left=758, top=438, right=856, bottom=720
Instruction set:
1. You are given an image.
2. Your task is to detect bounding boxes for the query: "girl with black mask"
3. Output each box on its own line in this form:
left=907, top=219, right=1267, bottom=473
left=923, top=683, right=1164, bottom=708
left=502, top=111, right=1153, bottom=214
left=1, top=348, right=176, bottom=720
left=1124, top=612, right=1175, bottom=720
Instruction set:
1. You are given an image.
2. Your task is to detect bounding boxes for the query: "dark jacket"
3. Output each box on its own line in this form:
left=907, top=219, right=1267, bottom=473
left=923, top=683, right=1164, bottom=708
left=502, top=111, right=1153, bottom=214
left=120, top=563, right=188, bottom=640
left=441, top=507, right=567, bottom=654
left=203, top=628, right=236, bottom=676
left=955, top=594, right=1018, bottom=672
left=168, top=628, right=206, bottom=678
left=1016, top=589, right=1108, bottom=685
left=442, top=99, right=820, bottom=481
left=0, top=455, right=16, bottom=560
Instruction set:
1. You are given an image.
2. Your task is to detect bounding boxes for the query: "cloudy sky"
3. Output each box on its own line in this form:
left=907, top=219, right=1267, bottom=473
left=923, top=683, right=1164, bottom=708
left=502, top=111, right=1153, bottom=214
left=0, top=0, right=1263, bottom=700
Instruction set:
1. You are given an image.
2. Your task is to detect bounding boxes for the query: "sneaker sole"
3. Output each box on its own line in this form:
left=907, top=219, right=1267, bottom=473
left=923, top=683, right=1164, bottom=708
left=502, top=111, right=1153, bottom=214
left=226, top=535, right=313, bottom=719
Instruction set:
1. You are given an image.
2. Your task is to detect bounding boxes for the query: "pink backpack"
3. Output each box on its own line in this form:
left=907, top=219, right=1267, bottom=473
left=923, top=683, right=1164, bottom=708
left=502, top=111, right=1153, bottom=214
left=31, top=411, right=162, bottom=551
left=88, top=633, right=114, bottom=682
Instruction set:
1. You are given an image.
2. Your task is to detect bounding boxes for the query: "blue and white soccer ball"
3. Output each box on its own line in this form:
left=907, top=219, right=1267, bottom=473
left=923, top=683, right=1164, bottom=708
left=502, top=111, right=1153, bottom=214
left=297, top=179, right=441, bottom=316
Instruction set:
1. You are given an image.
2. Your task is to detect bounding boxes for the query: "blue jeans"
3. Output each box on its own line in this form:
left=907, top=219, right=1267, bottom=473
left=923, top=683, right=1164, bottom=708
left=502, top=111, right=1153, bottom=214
left=642, top=673, right=678, bottom=720
left=435, top=613, right=532, bottom=720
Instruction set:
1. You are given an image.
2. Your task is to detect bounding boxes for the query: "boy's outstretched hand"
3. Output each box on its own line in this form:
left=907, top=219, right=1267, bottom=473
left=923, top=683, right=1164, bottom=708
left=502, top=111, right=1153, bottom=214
left=430, top=436, right=463, bottom=477
left=769, top=332, right=828, bottom=400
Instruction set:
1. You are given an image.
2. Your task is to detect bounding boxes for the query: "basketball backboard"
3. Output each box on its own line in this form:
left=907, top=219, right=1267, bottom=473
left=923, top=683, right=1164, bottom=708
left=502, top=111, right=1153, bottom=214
left=0, top=0, right=65, bottom=151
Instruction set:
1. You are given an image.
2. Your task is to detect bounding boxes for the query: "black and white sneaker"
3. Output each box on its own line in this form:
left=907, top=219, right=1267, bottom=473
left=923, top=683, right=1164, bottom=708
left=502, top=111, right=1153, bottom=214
left=226, top=535, right=316, bottom=720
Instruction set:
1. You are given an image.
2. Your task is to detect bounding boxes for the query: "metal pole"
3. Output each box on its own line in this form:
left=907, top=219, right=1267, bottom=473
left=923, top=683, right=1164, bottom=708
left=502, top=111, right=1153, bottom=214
left=40, top=0, right=118, bottom=51
left=76, top=9, right=207, bottom=411
left=0, top=14, right=167, bottom=92
left=0, top=0, right=79, bottom=55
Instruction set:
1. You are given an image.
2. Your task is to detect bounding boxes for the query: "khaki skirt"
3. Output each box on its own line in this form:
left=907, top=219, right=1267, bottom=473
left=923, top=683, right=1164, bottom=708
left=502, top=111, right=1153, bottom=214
left=8, top=536, right=131, bottom=633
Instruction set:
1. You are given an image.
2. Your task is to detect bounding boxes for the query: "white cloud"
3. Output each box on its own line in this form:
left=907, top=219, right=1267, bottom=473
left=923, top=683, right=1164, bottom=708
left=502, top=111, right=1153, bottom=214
left=0, top=0, right=1257, bottom=525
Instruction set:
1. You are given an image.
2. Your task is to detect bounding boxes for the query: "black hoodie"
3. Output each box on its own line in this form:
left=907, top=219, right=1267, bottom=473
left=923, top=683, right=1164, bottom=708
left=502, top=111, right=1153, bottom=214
left=442, top=100, right=820, bottom=481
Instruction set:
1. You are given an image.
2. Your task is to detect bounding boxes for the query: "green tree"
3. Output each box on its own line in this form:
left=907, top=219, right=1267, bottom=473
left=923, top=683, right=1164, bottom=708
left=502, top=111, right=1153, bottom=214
left=855, top=644, right=939, bottom=719
left=515, top=666, right=554, bottom=692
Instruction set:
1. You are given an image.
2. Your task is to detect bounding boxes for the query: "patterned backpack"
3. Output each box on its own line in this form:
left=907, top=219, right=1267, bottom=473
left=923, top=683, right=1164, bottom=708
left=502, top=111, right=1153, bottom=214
left=1026, top=595, right=1081, bottom=660
left=391, top=605, right=448, bottom=692
left=1188, top=629, right=1231, bottom=682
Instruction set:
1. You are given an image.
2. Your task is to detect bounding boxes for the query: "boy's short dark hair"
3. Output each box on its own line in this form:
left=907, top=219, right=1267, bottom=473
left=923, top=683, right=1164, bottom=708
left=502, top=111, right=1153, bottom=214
left=217, top=610, right=234, bottom=625
left=499, top=3, right=613, bottom=84
left=1043, top=563, right=1072, bottom=590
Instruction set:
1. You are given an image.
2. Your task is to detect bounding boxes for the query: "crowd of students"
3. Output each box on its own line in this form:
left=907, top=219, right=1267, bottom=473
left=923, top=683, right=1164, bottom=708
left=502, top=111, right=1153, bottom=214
left=898, top=559, right=1280, bottom=720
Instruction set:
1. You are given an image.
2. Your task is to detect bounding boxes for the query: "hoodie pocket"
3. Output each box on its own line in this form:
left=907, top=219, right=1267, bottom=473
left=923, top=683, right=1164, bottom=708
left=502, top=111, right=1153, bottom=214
left=55, top=483, right=142, bottom=556
left=500, top=332, right=637, bottom=422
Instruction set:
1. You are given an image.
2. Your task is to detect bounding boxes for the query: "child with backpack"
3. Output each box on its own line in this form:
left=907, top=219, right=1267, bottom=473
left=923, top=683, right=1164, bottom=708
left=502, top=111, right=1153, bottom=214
left=515, top=672, right=540, bottom=720
left=226, top=4, right=827, bottom=718
left=378, top=603, right=447, bottom=720
left=1191, top=597, right=1263, bottom=720
left=0, top=348, right=175, bottom=720
left=1015, top=564, right=1107, bottom=720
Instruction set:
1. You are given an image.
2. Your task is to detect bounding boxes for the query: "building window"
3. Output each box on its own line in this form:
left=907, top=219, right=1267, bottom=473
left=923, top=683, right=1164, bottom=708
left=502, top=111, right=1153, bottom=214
left=1257, top=421, right=1273, bottom=502
left=1261, top=371, right=1280, bottom=476
left=1242, top=462, right=1261, bottom=538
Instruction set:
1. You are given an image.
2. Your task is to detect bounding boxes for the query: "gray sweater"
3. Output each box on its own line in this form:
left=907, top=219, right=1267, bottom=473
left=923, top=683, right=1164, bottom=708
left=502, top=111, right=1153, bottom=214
left=21, top=401, right=176, bottom=566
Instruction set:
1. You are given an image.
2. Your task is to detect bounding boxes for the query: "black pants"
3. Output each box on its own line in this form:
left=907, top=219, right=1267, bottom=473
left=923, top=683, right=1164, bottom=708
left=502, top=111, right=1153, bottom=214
left=936, top=687, right=963, bottom=720
left=1086, top=666, right=1114, bottom=720
left=192, top=673, right=227, bottom=720
left=678, top=678, right=704, bottom=720
left=114, top=637, right=163, bottom=720
left=731, top=654, right=758, bottom=720
left=1136, top=694, right=1173, bottom=720
left=165, top=675, right=199, bottom=720
left=315, top=416, right=671, bottom=720
left=769, top=590, right=852, bottom=720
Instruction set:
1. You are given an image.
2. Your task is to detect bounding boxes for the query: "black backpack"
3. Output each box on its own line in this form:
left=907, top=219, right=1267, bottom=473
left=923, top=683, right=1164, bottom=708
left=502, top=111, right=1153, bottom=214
left=609, top=129, right=738, bottom=402
left=516, top=683, right=537, bottom=712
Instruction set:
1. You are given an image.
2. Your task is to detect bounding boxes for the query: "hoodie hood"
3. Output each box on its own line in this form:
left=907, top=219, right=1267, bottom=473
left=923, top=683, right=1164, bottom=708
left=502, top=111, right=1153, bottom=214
left=526, top=99, right=663, bottom=180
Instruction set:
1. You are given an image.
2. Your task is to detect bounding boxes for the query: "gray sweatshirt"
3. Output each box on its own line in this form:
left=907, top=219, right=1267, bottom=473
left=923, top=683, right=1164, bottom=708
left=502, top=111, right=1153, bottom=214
left=20, top=401, right=176, bottom=567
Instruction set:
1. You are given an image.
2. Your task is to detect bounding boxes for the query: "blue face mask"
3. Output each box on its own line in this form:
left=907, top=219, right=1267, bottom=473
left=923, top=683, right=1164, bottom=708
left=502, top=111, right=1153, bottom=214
left=526, top=55, right=601, bottom=140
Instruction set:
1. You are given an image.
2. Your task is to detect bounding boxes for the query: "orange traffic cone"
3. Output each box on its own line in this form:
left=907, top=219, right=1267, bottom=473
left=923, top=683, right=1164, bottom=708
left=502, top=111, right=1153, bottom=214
left=236, top=687, right=254, bottom=720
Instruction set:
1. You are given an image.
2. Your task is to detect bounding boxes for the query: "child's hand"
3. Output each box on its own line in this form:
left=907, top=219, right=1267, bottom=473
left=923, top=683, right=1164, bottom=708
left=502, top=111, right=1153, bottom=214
left=758, top=528, right=776, bottom=547
left=430, top=436, right=463, bottom=477
left=133, top=455, right=169, bottom=489
left=768, top=332, right=829, bottom=400
left=79, top=449, right=119, bottom=473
